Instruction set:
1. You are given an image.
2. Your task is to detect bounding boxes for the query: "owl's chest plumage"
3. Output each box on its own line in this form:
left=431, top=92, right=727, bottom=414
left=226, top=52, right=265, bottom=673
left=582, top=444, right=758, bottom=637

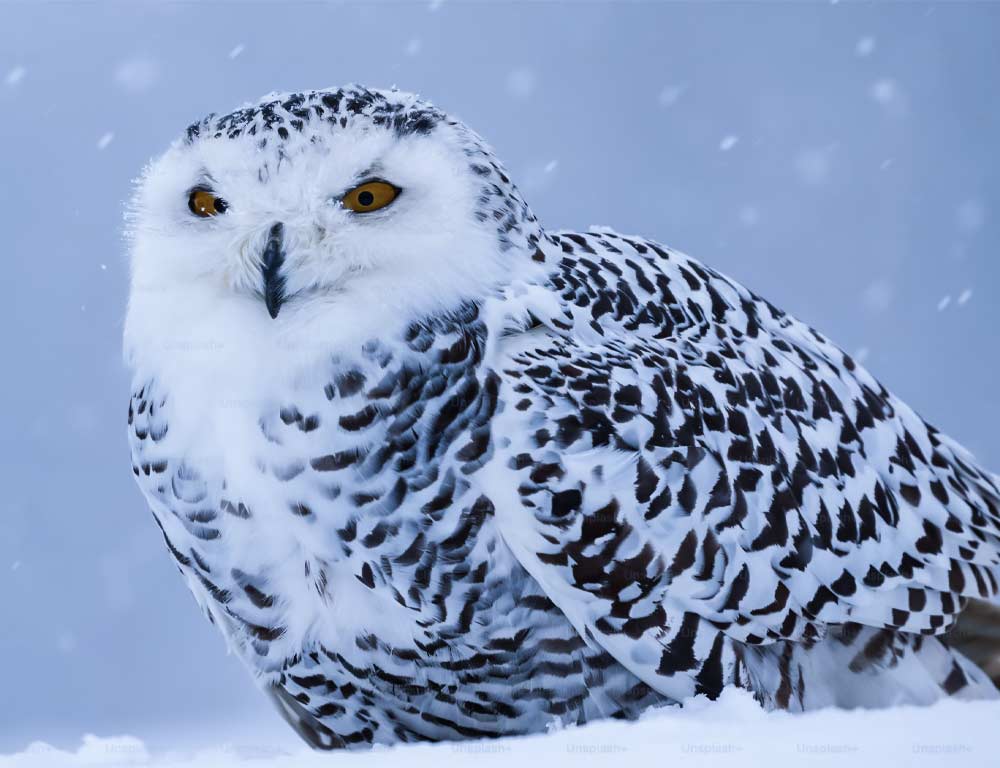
left=128, top=302, right=662, bottom=746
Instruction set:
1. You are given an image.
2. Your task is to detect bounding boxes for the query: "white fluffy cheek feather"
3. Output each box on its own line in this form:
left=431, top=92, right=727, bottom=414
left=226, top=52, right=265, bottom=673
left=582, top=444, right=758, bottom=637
left=296, top=130, right=518, bottom=304
left=125, top=122, right=536, bottom=382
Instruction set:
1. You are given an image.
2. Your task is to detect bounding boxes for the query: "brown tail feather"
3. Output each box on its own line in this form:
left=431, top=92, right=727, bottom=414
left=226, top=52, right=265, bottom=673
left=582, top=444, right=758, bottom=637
left=950, top=599, right=1000, bottom=689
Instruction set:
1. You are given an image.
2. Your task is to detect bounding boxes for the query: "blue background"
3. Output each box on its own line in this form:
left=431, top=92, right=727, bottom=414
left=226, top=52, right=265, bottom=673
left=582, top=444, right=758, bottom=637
left=1, top=0, right=997, bottom=753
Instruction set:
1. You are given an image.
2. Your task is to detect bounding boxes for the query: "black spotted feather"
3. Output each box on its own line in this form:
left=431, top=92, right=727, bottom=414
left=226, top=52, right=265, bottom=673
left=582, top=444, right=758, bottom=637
left=496, top=228, right=1000, bottom=709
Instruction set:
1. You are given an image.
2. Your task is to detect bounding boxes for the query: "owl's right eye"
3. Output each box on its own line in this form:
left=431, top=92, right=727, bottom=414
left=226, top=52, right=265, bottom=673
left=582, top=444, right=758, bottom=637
left=188, top=188, right=229, bottom=218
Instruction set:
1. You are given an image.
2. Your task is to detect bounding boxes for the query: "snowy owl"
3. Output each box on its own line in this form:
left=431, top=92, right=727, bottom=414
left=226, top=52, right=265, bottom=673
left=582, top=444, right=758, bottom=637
left=126, top=86, right=1000, bottom=749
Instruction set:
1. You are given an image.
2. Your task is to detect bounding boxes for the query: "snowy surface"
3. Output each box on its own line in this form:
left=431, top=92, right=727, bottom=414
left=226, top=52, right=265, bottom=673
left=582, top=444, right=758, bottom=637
left=4, top=691, right=998, bottom=767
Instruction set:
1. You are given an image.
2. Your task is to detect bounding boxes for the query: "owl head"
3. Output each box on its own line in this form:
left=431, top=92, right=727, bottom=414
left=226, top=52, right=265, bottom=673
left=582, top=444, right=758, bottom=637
left=124, top=86, right=545, bottom=379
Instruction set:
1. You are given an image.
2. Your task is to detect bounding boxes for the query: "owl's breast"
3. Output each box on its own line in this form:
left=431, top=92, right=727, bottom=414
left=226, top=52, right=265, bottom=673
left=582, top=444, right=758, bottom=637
left=127, top=309, right=670, bottom=741
left=126, top=325, right=537, bottom=673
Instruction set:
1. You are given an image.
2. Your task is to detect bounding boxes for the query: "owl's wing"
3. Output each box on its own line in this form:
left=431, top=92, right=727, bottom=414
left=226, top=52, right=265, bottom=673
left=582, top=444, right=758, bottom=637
left=493, top=230, right=1000, bottom=703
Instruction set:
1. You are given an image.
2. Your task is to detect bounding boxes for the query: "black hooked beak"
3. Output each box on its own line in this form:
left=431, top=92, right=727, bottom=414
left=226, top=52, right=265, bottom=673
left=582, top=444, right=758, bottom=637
left=260, top=222, right=286, bottom=319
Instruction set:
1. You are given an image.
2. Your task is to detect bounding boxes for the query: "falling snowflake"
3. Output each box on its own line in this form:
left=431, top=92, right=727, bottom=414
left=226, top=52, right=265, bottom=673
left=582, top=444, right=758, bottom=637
left=657, top=84, right=686, bottom=108
left=506, top=68, right=536, bottom=99
left=11, top=561, right=20, bottom=572
left=56, top=632, right=77, bottom=654
left=114, top=56, right=159, bottom=93
left=870, top=78, right=898, bottom=105
left=97, top=132, right=115, bottom=150
left=854, top=347, right=870, bottom=364
left=738, top=205, right=759, bottom=227
left=937, top=295, right=951, bottom=312
left=520, top=160, right=561, bottom=192
left=855, top=37, right=876, bottom=57
left=956, top=200, right=985, bottom=235
left=880, top=159, right=893, bottom=170
left=428, top=0, right=445, bottom=10
left=863, top=279, right=893, bottom=312
left=719, top=135, right=739, bottom=152
left=229, top=44, right=245, bottom=60
left=4, top=65, right=25, bottom=86
left=957, top=289, right=973, bottom=306
left=795, top=146, right=835, bottom=186
left=404, top=38, right=422, bottom=56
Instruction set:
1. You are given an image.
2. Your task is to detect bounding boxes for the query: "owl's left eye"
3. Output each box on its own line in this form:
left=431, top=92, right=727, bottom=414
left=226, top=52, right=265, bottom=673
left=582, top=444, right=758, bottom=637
left=188, top=188, right=229, bottom=218
left=340, top=180, right=400, bottom=213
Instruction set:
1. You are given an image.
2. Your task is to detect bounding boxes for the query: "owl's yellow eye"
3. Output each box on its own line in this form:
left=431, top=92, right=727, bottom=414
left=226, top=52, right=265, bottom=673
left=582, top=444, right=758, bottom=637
left=341, top=181, right=399, bottom=213
left=188, top=189, right=229, bottom=218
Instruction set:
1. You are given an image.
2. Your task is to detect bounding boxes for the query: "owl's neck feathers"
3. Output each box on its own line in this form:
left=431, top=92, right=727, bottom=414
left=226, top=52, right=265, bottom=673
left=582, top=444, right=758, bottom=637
left=123, top=236, right=555, bottom=446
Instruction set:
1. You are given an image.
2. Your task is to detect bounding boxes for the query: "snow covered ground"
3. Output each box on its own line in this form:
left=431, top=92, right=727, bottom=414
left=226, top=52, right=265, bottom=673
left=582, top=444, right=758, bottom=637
left=4, top=690, right=998, bottom=768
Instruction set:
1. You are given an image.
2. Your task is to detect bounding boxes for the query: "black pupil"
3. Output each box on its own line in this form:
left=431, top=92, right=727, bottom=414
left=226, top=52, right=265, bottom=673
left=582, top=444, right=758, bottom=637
left=357, top=190, right=375, bottom=207
left=213, top=197, right=228, bottom=214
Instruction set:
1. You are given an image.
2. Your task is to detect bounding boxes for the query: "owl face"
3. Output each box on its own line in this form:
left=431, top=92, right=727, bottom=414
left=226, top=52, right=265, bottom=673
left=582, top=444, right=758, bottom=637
left=125, top=87, right=542, bottom=375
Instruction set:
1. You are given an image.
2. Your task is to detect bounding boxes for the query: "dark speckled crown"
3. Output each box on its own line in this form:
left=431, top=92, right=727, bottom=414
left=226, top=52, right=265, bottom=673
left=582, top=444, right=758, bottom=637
left=182, top=84, right=544, bottom=255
